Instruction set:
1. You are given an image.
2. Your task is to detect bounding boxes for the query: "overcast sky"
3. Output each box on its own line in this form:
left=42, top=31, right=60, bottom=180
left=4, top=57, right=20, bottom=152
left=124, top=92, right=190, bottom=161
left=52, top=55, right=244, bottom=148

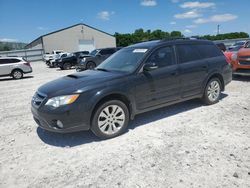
left=0, top=0, right=249, bottom=43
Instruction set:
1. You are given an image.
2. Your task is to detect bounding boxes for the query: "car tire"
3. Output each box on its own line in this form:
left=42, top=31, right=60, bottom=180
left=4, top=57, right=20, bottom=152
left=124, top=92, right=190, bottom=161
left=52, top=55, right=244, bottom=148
left=91, top=100, right=129, bottom=139
left=203, top=77, right=222, bottom=105
left=86, top=62, right=96, bottom=70
left=11, top=69, right=23, bottom=79
left=63, top=62, right=71, bottom=70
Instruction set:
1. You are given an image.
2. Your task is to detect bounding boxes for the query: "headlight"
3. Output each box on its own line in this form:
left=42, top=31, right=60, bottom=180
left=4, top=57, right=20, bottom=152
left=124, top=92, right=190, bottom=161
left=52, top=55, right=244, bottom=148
left=45, top=94, right=79, bottom=108
left=231, top=53, right=238, bottom=61
left=83, top=58, right=86, bottom=62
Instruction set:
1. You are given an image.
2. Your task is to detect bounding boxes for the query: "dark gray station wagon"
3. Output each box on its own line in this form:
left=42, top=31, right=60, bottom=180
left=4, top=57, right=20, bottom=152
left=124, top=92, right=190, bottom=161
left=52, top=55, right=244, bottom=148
left=31, top=38, right=232, bottom=139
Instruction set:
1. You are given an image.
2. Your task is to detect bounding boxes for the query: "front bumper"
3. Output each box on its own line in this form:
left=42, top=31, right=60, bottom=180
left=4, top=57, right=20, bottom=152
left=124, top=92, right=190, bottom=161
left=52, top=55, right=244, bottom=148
left=31, top=100, right=91, bottom=133
left=233, top=69, right=250, bottom=76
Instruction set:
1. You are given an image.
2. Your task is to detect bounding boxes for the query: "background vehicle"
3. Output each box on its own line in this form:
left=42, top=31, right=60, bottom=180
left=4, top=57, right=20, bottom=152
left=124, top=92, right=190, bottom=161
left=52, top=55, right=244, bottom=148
left=215, top=42, right=226, bottom=52
left=32, top=38, right=232, bottom=139
left=56, top=51, right=90, bottom=70
left=47, top=53, right=70, bottom=68
left=228, top=40, right=250, bottom=51
left=43, top=50, right=64, bottom=64
left=0, top=57, right=32, bottom=79
left=231, top=43, right=250, bottom=76
left=75, top=47, right=122, bottom=71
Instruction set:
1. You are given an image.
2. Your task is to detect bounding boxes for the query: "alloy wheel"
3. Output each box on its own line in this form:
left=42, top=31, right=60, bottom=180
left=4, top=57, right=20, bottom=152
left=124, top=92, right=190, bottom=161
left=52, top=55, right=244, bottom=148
left=207, top=80, right=220, bottom=102
left=97, top=105, right=125, bottom=135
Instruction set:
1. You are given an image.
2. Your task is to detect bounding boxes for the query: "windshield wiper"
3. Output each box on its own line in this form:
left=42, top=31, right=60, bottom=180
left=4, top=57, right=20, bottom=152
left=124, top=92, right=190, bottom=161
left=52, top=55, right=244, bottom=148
left=95, top=68, right=109, bottom=72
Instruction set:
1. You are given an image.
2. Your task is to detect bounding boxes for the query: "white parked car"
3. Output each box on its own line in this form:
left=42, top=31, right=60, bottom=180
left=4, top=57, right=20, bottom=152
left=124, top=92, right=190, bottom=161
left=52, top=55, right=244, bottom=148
left=43, top=50, right=64, bottom=62
left=0, top=57, right=32, bottom=79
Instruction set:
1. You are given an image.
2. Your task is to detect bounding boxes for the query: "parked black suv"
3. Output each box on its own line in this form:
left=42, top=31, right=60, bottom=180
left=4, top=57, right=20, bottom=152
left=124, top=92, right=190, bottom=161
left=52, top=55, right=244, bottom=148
left=31, top=38, right=232, bottom=139
left=75, top=47, right=121, bottom=71
left=57, top=51, right=89, bottom=70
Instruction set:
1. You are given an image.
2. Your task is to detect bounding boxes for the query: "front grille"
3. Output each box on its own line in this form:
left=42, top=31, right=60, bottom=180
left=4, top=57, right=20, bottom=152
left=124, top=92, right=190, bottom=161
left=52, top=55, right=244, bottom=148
left=239, top=56, right=250, bottom=59
left=32, top=91, right=47, bottom=107
left=239, top=61, right=250, bottom=66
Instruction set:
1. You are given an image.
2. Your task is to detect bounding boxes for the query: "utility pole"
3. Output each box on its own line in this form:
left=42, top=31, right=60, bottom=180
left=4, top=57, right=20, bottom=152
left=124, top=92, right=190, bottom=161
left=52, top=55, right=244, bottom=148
left=217, top=24, right=220, bottom=35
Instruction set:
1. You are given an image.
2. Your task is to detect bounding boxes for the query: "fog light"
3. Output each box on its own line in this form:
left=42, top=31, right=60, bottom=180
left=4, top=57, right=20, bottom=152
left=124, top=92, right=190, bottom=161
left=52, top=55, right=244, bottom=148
left=56, top=120, right=63, bottom=129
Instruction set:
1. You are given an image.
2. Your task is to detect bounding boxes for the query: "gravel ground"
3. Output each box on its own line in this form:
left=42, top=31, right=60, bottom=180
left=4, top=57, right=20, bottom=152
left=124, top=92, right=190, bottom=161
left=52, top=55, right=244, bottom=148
left=0, top=62, right=249, bottom=188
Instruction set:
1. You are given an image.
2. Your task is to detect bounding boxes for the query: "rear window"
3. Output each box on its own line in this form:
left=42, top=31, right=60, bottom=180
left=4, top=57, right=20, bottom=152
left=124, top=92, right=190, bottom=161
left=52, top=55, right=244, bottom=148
left=176, top=45, right=202, bottom=63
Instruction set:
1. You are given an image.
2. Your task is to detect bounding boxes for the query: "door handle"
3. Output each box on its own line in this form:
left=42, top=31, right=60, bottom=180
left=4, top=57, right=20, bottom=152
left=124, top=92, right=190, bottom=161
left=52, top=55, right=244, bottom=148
left=171, top=71, right=178, bottom=76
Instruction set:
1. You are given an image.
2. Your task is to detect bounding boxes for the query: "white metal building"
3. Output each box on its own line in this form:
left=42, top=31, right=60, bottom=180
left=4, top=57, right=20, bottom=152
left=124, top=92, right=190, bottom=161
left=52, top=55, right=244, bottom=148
left=26, top=23, right=116, bottom=53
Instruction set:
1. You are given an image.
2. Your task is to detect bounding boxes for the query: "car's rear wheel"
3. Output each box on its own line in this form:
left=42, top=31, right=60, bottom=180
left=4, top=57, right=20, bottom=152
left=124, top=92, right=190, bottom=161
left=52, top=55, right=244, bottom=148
left=86, top=62, right=96, bottom=70
left=63, top=62, right=71, bottom=70
left=203, top=78, right=222, bottom=105
left=12, top=69, right=23, bottom=79
left=91, top=100, right=129, bottom=139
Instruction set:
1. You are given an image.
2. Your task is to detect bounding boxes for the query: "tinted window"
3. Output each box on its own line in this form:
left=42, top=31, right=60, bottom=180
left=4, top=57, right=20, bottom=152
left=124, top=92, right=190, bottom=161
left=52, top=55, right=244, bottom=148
left=0, top=58, right=20, bottom=64
left=97, top=48, right=147, bottom=73
left=197, top=44, right=222, bottom=58
left=146, top=46, right=175, bottom=68
left=0, top=59, right=8, bottom=64
left=100, top=49, right=115, bottom=55
left=176, top=45, right=202, bottom=63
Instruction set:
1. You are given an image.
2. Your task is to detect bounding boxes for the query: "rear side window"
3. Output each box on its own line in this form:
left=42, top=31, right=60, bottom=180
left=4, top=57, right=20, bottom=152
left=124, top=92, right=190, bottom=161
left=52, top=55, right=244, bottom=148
left=0, top=58, right=20, bottom=64
left=0, top=59, right=7, bottom=64
left=9, top=59, right=21, bottom=63
left=176, top=45, right=202, bottom=63
left=197, top=44, right=222, bottom=58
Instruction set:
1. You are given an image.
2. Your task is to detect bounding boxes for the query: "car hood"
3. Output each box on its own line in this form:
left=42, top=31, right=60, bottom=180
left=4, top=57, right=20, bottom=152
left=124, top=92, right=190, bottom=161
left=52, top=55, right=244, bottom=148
left=237, top=48, right=250, bottom=56
left=38, top=70, right=124, bottom=97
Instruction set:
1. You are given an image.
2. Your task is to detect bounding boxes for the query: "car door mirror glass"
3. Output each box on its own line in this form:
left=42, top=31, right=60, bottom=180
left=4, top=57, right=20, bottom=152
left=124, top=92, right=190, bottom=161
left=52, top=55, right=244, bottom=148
left=143, top=62, right=158, bottom=71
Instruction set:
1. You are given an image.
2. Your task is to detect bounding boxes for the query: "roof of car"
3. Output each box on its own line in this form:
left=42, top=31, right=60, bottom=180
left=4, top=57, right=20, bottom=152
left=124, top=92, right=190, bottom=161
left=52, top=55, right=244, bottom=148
left=127, top=38, right=213, bottom=49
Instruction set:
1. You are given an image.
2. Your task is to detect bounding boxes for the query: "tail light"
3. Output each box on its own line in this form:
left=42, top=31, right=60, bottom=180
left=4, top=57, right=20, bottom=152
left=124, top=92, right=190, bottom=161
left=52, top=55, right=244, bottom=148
left=24, top=62, right=31, bottom=66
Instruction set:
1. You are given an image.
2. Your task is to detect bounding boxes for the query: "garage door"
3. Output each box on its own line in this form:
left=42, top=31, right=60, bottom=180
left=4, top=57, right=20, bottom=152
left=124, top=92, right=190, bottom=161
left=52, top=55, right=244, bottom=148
left=78, top=40, right=95, bottom=52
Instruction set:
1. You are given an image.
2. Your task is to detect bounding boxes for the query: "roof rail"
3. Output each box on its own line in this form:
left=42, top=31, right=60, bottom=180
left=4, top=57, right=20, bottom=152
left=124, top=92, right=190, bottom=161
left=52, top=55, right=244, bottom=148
left=160, top=37, right=204, bottom=42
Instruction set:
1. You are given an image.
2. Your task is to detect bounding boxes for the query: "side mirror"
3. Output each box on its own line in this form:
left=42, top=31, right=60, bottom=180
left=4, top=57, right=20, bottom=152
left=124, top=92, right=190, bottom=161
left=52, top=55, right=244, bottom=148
left=96, top=53, right=101, bottom=57
left=143, top=62, right=158, bottom=71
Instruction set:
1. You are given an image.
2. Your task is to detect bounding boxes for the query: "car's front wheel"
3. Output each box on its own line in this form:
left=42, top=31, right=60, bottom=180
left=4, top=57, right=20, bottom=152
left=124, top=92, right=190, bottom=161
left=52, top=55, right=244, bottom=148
left=86, top=62, right=96, bottom=70
left=91, top=100, right=129, bottom=139
left=63, top=62, right=71, bottom=70
left=203, top=78, right=222, bottom=105
left=12, top=69, right=23, bottom=79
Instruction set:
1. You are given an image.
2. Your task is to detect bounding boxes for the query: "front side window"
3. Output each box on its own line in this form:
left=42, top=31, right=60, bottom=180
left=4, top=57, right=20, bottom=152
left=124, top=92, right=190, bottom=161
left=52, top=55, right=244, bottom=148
left=100, top=49, right=115, bottom=55
left=145, top=46, right=175, bottom=68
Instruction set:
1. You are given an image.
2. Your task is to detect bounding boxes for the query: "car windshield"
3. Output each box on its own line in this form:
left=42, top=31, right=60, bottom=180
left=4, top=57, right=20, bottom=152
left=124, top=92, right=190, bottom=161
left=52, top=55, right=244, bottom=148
left=96, top=48, right=148, bottom=73
left=90, top=49, right=99, bottom=56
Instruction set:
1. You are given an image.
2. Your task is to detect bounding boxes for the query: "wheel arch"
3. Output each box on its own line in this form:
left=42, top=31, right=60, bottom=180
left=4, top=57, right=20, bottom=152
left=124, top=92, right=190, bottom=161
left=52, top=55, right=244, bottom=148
left=204, top=72, right=225, bottom=92
left=90, top=93, right=134, bottom=125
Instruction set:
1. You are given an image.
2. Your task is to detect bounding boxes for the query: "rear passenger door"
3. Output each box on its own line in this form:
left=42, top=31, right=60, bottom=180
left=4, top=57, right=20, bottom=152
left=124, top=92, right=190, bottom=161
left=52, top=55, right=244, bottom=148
left=0, top=59, right=17, bottom=75
left=176, top=44, right=208, bottom=98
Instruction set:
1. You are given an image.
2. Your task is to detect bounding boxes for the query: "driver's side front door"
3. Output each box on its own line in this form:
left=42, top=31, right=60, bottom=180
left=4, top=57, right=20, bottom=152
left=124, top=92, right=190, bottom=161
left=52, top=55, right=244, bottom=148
left=134, top=46, right=180, bottom=110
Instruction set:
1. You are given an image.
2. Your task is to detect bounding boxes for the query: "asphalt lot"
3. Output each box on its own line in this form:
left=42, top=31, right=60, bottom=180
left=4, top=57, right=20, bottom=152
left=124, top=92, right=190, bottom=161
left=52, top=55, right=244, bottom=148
left=0, top=62, right=250, bottom=188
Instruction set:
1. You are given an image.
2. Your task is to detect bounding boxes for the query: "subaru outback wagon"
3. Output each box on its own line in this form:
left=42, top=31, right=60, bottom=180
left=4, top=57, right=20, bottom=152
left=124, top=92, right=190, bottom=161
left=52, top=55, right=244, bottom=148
left=0, top=57, right=32, bottom=79
left=31, top=38, right=232, bottom=139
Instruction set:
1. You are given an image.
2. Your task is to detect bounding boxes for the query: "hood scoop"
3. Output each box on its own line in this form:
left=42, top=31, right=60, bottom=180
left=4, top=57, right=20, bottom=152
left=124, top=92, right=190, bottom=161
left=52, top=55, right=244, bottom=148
left=66, top=74, right=79, bottom=79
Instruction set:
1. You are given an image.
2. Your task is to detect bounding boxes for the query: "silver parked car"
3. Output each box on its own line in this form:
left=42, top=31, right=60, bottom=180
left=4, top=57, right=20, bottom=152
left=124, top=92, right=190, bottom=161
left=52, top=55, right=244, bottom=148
left=0, top=57, right=33, bottom=79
